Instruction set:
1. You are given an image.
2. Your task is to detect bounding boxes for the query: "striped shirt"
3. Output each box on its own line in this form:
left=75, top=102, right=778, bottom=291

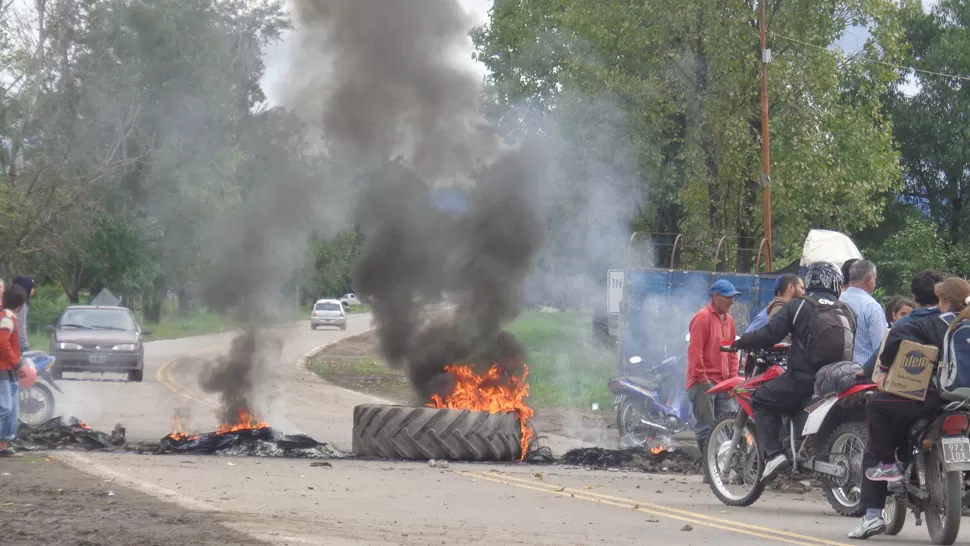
left=840, top=287, right=887, bottom=364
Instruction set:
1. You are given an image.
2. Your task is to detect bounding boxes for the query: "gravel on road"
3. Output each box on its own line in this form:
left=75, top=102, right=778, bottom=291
left=0, top=456, right=268, bottom=546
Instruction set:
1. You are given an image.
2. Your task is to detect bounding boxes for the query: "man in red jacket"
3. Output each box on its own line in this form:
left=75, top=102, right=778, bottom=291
left=687, top=279, right=741, bottom=459
left=0, top=284, right=28, bottom=457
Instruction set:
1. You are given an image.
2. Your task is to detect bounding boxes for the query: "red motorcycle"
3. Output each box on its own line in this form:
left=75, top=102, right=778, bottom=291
left=703, top=344, right=877, bottom=516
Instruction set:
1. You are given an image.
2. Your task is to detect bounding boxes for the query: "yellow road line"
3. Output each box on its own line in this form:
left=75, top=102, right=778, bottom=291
left=460, top=471, right=853, bottom=546
left=155, top=345, right=225, bottom=408
left=490, top=471, right=854, bottom=545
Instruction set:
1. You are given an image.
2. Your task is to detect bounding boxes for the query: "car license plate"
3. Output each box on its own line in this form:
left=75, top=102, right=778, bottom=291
left=941, top=437, right=970, bottom=465
left=88, top=354, right=107, bottom=364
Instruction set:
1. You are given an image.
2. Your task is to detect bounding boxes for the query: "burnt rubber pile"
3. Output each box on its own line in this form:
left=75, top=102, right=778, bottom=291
left=557, top=447, right=700, bottom=474
left=14, top=418, right=343, bottom=459
left=159, top=427, right=344, bottom=458
left=13, top=417, right=125, bottom=451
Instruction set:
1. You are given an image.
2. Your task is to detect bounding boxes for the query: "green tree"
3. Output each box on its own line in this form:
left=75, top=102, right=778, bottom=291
left=301, top=231, right=362, bottom=304
left=886, top=0, right=970, bottom=247
left=474, top=0, right=905, bottom=272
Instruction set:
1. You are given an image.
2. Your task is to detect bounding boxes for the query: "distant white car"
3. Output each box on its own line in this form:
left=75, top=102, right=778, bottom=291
left=340, top=293, right=361, bottom=307
left=310, top=299, right=347, bottom=330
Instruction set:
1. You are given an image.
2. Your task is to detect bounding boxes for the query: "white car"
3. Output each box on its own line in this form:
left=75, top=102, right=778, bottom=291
left=340, top=293, right=361, bottom=307
left=310, top=299, right=347, bottom=330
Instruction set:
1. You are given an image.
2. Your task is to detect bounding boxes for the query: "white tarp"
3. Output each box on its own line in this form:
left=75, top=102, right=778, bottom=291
left=90, top=288, right=122, bottom=307
left=799, top=229, right=863, bottom=268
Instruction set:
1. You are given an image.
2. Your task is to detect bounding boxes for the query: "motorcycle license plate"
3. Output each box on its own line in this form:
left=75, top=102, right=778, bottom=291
left=941, top=437, right=970, bottom=465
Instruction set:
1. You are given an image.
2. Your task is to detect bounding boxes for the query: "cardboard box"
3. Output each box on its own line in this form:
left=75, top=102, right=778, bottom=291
left=871, top=331, right=890, bottom=384
left=879, top=340, right=939, bottom=401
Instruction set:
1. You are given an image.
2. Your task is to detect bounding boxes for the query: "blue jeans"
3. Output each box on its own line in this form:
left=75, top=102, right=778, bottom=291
left=0, top=378, right=19, bottom=441
left=688, top=382, right=738, bottom=454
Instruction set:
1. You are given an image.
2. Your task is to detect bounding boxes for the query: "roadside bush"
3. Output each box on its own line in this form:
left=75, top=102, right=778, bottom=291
left=26, top=285, right=80, bottom=334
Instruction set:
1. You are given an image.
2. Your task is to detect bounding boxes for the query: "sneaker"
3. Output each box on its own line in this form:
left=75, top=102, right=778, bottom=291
left=761, top=454, right=790, bottom=482
left=848, top=517, right=886, bottom=540
left=865, top=463, right=903, bottom=483
left=0, top=447, right=22, bottom=458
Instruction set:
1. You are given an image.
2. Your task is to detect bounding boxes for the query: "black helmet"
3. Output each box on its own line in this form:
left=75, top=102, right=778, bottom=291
left=804, top=261, right=843, bottom=294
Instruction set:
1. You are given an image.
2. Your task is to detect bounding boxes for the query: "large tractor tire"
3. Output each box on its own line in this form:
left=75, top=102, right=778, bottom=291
left=352, top=404, right=523, bottom=461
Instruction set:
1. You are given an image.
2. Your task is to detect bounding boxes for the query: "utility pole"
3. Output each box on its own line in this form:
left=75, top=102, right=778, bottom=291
left=759, top=0, right=773, bottom=271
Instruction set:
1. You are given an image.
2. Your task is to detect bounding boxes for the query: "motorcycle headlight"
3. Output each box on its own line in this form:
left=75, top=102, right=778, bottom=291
left=57, top=342, right=82, bottom=350
left=112, top=344, right=137, bottom=351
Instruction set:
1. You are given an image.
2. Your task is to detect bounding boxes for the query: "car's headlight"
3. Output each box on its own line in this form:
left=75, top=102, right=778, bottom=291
left=112, top=344, right=137, bottom=351
left=57, top=342, right=82, bottom=350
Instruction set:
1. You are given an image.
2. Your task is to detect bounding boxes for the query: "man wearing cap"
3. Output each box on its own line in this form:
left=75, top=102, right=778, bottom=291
left=687, top=279, right=741, bottom=459
left=744, top=273, right=805, bottom=339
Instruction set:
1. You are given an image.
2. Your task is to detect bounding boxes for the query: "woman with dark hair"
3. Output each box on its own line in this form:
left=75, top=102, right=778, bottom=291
left=890, top=298, right=915, bottom=326
left=883, top=294, right=904, bottom=326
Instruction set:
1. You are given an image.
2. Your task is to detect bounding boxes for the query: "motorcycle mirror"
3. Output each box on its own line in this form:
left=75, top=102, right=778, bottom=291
left=629, top=356, right=642, bottom=364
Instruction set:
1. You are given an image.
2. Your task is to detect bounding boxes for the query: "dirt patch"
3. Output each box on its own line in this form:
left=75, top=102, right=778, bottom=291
left=309, top=331, right=413, bottom=404
left=310, top=333, right=619, bottom=443
left=0, top=456, right=268, bottom=546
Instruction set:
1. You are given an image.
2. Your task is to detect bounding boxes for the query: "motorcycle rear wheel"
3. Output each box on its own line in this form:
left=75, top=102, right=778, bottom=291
left=705, top=412, right=766, bottom=507
left=925, top=447, right=963, bottom=545
left=18, top=382, right=55, bottom=426
left=616, top=397, right=642, bottom=437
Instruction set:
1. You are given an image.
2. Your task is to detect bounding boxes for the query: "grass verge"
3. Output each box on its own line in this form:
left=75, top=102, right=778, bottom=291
left=508, top=310, right=615, bottom=411
left=346, top=304, right=371, bottom=314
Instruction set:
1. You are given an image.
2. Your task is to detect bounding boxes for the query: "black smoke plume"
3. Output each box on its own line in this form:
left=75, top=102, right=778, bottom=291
left=289, top=0, right=545, bottom=401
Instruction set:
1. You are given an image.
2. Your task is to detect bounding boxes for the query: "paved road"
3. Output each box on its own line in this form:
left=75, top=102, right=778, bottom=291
left=47, top=315, right=968, bottom=545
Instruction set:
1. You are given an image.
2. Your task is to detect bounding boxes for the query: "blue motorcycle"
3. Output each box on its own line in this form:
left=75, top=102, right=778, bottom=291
left=608, top=347, right=693, bottom=447
left=18, top=350, right=61, bottom=425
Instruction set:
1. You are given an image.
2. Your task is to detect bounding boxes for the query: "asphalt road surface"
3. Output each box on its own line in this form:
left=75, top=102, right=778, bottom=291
left=43, top=314, right=969, bottom=545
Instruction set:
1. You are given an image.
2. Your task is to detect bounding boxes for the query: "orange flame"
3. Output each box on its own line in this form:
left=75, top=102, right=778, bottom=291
left=650, top=445, right=665, bottom=455
left=166, top=411, right=269, bottom=442
left=427, top=363, right=535, bottom=461
left=168, top=416, right=200, bottom=442
left=78, top=421, right=92, bottom=430
left=215, top=410, right=270, bottom=435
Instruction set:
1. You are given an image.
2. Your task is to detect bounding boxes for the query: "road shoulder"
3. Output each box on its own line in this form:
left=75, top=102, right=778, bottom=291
left=0, top=455, right=268, bottom=546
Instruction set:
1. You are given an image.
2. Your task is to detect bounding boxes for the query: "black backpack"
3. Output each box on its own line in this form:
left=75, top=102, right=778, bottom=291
left=793, top=294, right=857, bottom=371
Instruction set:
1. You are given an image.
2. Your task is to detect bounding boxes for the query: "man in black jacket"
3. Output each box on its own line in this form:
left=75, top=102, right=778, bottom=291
left=734, top=262, right=857, bottom=481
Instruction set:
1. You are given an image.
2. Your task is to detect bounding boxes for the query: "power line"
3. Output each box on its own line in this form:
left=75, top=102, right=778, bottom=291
left=770, top=31, right=970, bottom=83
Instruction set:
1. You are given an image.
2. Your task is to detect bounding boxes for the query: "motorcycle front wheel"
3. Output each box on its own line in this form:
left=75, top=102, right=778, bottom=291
left=821, top=421, right=867, bottom=517
left=925, top=447, right=963, bottom=545
left=18, top=382, right=55, bottom=426
left=883, top=495, right=906, bottom=536
left=705, top=411, right=766, bottom=507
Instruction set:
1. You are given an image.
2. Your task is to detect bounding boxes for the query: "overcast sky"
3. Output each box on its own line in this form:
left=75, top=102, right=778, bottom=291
left=261, top=0, right=937, bottom=106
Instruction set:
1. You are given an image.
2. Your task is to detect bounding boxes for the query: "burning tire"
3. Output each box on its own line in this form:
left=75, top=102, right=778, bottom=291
left=352, top=404, right=523, bottom=461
